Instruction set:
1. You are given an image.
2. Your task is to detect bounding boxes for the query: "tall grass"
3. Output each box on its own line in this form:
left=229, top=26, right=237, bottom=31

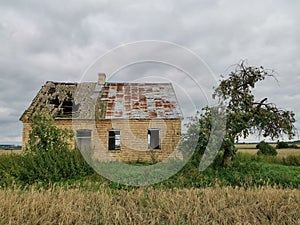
left=1, top=151, right=300, bottom=189
left=235, top=152, right=300, bottom=166
left=0, top=149, right=299, bottom=224
left=0, top=148, right=94, bottom=187
left=238, top=148, right=300, bottom=157
left=0, top=186, right=299, bottom=225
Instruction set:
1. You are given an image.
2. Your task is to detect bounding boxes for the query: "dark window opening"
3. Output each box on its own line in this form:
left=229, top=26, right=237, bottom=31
left=148, top=129, right=160, bottom=149
left=76, top=130, right=92, bottom=152
left=108, top=130, right=120, bottom=150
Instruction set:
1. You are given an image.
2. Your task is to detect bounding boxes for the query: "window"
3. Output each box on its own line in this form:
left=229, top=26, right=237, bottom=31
left=148, top=129, right=160, bottom=149
left=76, top=130, right=92, bottom=152
left=108, top=130, right=120, bottom=150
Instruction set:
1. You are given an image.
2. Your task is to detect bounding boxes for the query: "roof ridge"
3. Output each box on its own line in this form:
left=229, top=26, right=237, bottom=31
left=46, top=81, right=78, bottom=85
left=105, top=82, right=172, bottom=85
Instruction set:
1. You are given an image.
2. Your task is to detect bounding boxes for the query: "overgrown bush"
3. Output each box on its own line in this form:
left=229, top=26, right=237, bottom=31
left=18, top=146, right=93, bottom=185
left=0, top=111, right=94, bottom=186
left=0, top=154, right=23, bottom=186
left=25, top=111, right=74, bottom=154
left=276, top=141, right=289, bottom=149
left=276, top=141, right=299, bottom=149
left=256, top=141, right=278, bottom=156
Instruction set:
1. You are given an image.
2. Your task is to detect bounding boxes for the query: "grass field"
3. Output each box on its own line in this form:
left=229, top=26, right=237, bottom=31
left=0, top=150, right=22, bottom=154
left=236, top=144, right=300, bottom=157
left=0, top=186, right=299, bottom=225
left=0, top=144, right=299, bottom=224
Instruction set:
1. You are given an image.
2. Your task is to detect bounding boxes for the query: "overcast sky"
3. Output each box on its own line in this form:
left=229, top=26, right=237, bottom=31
left=0, top=0, right=299, bottom=144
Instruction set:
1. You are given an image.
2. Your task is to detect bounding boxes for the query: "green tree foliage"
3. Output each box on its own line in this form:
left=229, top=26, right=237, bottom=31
left=256, top=141, right=278, bottom=156
left=213, top=62, right=295, bottom=165
left=25, top=111, right=73, bottom=154
left=276, top=141, right=299, bottom=149
left=180, top=108, right=213, bottom=167
left=276, top=141, right=289, bottom=149
left=18, top=111, right=93, bottom=184
left=184, top=61, right=296, bottom=166
left=182, top=108, right=212, bottom=155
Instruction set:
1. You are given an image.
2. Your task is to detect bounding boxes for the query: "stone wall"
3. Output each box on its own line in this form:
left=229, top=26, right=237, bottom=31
left=21, top=123, right=31, bottom=150
left=94, top=119, right=182, bottom=162
left=22, top=118, right=182, bottom=162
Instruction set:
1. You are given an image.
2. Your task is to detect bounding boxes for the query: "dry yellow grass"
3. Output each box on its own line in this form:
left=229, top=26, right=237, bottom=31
left=236, top=144, right=258, bottom=149
left=0, top=187, right=299, bottom=225
left=276, top=148, right=300, bottom=157
left=0, top=150, right=22, bottom=155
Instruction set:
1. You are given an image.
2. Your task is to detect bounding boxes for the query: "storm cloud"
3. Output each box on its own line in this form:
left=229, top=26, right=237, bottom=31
left=0, top=0, right=299, bottom=143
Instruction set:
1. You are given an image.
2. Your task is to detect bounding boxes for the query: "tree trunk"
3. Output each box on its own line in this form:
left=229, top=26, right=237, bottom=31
left=222, top=146, right=232, bottom=166
left=222, top=138, right=235, bottom=166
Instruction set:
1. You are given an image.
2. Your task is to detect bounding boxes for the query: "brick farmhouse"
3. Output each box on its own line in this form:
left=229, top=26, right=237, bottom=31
left=20, top=74, right=183, bottom=162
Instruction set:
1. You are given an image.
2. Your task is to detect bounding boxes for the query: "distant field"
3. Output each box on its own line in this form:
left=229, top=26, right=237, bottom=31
left=236, top=144, right=300, bottom=157
left=0, top=150, right=22, bottom=154
left=1, top=144, right=299, bottom=157
left=236, top=143, right=278, bottom=149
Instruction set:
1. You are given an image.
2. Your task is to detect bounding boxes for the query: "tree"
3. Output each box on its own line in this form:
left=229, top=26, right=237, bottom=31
left=26, top=110, right=73, bottom=154
left=185, top=61, right=296, bottom=166
left=276, top=141, right=289, bottom=149
left=256, top=141, right=277, bottom=156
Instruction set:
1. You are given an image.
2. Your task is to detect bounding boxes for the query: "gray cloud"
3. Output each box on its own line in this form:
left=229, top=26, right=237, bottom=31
left=0, top=0, right=299, bottom=143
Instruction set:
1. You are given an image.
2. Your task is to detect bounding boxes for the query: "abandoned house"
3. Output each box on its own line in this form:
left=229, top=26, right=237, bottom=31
left=20, top=73, right=183, bottom=162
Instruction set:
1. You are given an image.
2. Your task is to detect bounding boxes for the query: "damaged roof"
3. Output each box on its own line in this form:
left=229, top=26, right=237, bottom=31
left=20, top=81, right=78, bottom=122
left=100, top=83, right=182, bottom=119
left=20, top=81, right=182, bottom=121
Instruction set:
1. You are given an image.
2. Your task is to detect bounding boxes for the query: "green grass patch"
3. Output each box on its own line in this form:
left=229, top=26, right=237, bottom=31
left=0, top=152, right=299, bottom=190
left=235, top=152, right=300, bottom=166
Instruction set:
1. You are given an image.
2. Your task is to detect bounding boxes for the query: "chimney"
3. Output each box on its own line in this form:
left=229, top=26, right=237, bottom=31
left=98, top=73, right=106, bottom=85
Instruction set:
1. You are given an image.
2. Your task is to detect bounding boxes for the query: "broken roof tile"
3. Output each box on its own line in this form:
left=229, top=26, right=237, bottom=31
left=21, top=81, right=183, bottom=122
left=99, top=82, right=182, bottom=119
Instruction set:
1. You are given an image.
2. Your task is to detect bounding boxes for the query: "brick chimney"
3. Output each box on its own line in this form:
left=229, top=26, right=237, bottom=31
left=98, top=73, right=106, bottom=85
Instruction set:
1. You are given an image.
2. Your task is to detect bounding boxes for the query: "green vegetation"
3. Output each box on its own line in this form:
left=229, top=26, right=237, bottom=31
left=276, top=141, right=299, bottom=149
left=1, top=151, right=300, bottom=189
left=276, top=141, right=289, bottom=149
left=0, top=111, right=93, bottom=187
left=256, top=141, right=278, bottom=156
left=0, top=110, right=299, bottom=190
left=0, top=65, right=299, bottom=224
left=182, top=62, right=296, bottom=166
left=235, top=152, right=300, bottom=167
left=0, top=62, right=298, bottom=193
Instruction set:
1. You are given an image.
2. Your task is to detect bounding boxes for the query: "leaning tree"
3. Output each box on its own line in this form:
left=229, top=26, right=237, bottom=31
left=187, top=62, right=296, bottom=166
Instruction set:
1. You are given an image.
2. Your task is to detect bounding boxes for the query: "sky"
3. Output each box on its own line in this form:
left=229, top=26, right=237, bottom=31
left=0, top=0, right=299, bottom=144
